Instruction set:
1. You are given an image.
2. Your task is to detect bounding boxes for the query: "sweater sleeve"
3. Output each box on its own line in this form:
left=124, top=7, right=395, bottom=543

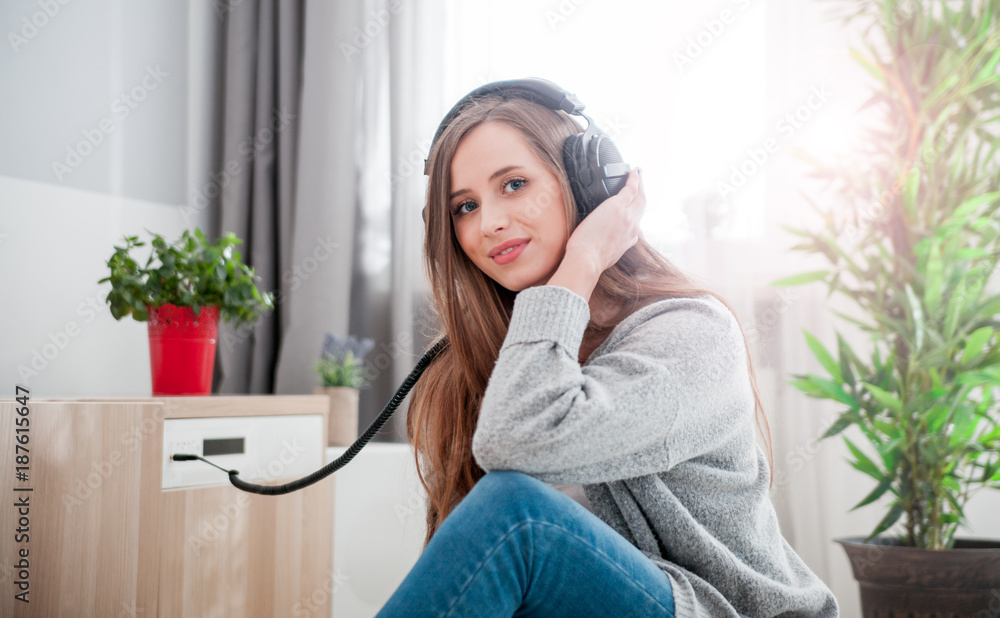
left=471, top=284, right=753, bottom=485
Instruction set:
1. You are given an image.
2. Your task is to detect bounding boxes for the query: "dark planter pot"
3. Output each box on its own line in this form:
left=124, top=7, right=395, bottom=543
left=146, top=303, right=219, bottom=396
left=837, top=536, right=1000, bottom=617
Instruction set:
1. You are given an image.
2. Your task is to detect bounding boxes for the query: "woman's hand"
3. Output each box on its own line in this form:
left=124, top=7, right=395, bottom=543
left=566, top=167, right=646, bottom=276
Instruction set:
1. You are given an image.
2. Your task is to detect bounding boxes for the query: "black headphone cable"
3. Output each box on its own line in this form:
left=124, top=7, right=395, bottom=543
left=169, top=337, right=449, bottom=495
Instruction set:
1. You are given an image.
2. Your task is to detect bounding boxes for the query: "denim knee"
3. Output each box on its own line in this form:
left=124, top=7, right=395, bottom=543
left=460, top=470, right=563, bottom=519
left=472, top=470, right=550, bottom=499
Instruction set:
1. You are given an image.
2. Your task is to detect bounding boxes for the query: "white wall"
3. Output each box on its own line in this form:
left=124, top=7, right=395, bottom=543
left=327, top=444, right=426, bottom=618
left=0, top=0, right=221, bottom=396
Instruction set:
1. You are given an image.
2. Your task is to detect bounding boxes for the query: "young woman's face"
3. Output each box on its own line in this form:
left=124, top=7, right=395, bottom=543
left=449, top=121, right=570, bottom=292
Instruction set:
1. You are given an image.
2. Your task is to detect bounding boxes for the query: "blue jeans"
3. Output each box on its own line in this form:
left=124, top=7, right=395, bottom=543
left=376, top=470, right=676, bottom=617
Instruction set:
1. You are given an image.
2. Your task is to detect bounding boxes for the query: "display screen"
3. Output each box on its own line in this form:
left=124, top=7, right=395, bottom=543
left=203, top=437, right=245, bottom=456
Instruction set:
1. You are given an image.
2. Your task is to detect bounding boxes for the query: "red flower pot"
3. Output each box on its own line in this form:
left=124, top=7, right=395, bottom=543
left=146, top=303, right=219, bottom=396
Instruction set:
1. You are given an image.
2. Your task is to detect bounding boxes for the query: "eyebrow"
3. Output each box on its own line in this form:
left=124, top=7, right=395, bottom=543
left=449, top=165, right=524, bottom=201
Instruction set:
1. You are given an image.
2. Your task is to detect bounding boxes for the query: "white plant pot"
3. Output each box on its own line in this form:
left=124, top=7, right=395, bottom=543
left=313, top=386, right=360, bottom=447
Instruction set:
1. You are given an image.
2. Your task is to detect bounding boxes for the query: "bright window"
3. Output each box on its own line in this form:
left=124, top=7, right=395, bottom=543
left=442, top=0, right=768, bottom=249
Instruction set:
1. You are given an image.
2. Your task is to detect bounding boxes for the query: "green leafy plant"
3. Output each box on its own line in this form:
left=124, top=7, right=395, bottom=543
left=772, top=0, right=1000, bottom=549
left=98, top=227, right=274, bottom=328
left=316, top=334, right=375, bottom=389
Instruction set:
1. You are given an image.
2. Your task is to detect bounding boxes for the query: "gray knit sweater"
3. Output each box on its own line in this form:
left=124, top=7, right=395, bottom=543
left=471, top=285, right=839, bottom=617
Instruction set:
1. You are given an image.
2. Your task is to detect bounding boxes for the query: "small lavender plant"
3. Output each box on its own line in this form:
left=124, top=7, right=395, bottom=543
left=316, top=333, right=375, bottom=389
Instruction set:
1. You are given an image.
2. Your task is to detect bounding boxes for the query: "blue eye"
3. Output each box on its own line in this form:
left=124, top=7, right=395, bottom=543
left=503, top=178, right=526, bottom=193
left=452, top=200, right=477, bottom=216
left=451, top=177, right=528, bottom=217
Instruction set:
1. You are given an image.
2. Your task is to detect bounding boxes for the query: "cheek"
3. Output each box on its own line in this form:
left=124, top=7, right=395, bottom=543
left=539, top=186, right=568, bottom=230
left=453, top=222, right=480, bottom=260
left=537, top=180, right=566, bottom=220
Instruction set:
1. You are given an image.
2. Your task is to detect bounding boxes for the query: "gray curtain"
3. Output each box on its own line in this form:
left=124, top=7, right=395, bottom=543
left=241, top=0, right=444, bottom=444
left=213, top=0, right=305, bottom=394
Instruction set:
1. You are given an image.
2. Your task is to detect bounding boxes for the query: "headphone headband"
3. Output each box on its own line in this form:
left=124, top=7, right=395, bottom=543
left=422, top=77, right=630, bottom=221
left=429, top=78, right=585, bottom=147
left=424, top=78, right=587, bottom=175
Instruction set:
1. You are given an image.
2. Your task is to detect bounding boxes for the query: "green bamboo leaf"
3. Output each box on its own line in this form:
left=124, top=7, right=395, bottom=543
left=837, top=333, right=857, bottom=388
left=949, top=404, right=980, bottom=448
left=971, top=216, right=1000, bottom=231
left=769, top=271, right=830, bottom=287
left=903, top=168, right=920, bottom=217
left=857, top=418, right=884, bottom=447
left=849, top=46, right=885, bottom=83
left=875, top=436, right=903, bottom=470
left=924, top=240, right=944, bottom=317
left=789, top=378, right=826, bottom=399
left=831, top=309, right=878, bottom=332
left=851, top=476, right=893, bottom=511
left=905, top=283, right=925, bottom=354
left=966, top=265, right=989, bottom=305
left=779, top=224, right=814, bottom=239
left=862, top=382, right=903, bottom=412
left=825, top=271, right=842, bottom=301
left=974, top=47, right=1000, bottom=84
left=956, top=247, right=990, bottom=260
left=976, top=0, right=994, bottom=38
left=928, top=367, right=943, bottom=390
left=796, top=375, right=857, bottom=408
left=872, top=419, right=900, bottom=440
left=927, top=403, right=951, bottom=433
left=981, top=425, right=1000, bottom=445
left=953, top=191, right=1000, bottom=220
left=968, top=65, right=1000, bottom=92
left=942, top=475, right=961, bottom=492
left=944, top=276, right=967, bottom=340
left=868, top=502, right=904, bottom=540
left=928, top=72, right=960, bottom=105
left=961, top=326, right=994, bottom=364
left=844, top=436, right=883, bottom=479
left=821, top=413, right=855, bottom=440
left=973, top=295, right=1000, bottom=320
left=804, top=330, right=843, bottom=382
left=819, top=233, right=866, bottom=277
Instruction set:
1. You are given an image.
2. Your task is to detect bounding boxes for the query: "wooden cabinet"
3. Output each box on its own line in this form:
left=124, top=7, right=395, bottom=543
left=0, top=396, right=334, bottom=618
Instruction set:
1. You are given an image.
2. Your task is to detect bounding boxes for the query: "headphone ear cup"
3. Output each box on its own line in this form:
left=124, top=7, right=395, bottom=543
left=564, top=132, right=629, bottom=220
left=595, top=137, right=627, bottom=198
left=562, top=134, right=594, bottom=219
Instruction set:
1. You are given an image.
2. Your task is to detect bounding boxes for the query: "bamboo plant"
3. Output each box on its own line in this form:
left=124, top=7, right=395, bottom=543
left=772, top=0, right=1000, bottom=550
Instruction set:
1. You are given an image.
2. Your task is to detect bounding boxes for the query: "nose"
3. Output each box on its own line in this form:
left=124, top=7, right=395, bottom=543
left=479, top=196, right=509, bottom=237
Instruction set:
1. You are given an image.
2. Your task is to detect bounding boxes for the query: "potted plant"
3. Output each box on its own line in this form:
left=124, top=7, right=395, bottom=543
left=313, top=333, right=375, bottom=446
left=99, top=227, right=274, bottom=395
left=772, top=0, right=1000, bottom=614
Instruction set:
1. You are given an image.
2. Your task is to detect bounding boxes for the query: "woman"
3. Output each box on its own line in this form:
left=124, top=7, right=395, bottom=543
left=378, top=81, right=839, bottom=617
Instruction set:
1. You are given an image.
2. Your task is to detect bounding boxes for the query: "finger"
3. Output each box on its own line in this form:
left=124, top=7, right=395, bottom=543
left=630, top=168, right=644, bottom=202
left=619, top=169, right=641, bottom=206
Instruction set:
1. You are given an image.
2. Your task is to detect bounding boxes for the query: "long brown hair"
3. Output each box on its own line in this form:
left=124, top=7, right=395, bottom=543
left=408, top=94, right=774, bottom=548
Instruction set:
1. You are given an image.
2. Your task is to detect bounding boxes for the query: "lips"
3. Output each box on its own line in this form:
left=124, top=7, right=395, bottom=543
left=491, top=240, right=528, bottom=266
left=489, top=237, right=530, bottom=258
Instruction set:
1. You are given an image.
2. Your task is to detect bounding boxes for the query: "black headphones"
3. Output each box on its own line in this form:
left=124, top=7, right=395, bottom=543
left=422, top=77, right=631, bottom=223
